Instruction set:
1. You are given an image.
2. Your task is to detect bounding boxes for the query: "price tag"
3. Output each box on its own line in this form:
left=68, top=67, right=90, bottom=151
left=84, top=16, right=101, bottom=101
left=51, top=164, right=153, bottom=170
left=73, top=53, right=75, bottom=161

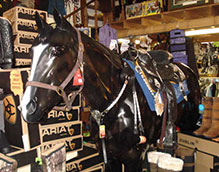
left=99, top=125, right=106, bottom=139
left=73, top=69, right=83, bottom=86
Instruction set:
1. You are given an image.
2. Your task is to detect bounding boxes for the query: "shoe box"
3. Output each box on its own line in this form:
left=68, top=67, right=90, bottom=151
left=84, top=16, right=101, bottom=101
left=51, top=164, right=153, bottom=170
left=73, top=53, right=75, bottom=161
left=66, top=145, right=104, bottom=172
left=3, top=6, right=48, bottom=67
left=178, top=133, right=219, bottom=172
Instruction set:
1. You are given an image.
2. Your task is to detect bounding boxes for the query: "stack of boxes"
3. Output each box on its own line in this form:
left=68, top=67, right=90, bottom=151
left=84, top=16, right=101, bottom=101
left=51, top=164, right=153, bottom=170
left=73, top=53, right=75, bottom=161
left=39, top=95, right=83, bottom=161
left=169, top=29, right=188, bottom=65
left=1, top=6, right=104, bottom=172
left=3, top=6, right=47, bottom=66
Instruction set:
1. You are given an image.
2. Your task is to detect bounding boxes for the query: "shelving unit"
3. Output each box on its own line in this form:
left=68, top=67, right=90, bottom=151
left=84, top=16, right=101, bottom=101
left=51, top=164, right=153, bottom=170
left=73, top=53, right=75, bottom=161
left=110, top=3, right=219, bottom=40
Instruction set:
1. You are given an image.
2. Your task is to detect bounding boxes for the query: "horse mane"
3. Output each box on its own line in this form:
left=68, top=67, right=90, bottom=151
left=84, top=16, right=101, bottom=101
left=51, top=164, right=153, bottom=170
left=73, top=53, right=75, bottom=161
left=80, top=31, right=123, bottom=70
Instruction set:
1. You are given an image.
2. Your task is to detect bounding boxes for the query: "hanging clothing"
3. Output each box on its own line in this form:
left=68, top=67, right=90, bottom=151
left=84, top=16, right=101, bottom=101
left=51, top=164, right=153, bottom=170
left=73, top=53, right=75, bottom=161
left=48, top=0, right=66, bottom=16
left=99, top=24, right=117, bottom=48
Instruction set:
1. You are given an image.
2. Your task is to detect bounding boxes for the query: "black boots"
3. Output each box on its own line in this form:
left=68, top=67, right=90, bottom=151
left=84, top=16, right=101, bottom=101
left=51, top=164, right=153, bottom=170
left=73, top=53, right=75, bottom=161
left=0, top=130, right=11, bottom=154
left=0, top=17, right=15, bottom=69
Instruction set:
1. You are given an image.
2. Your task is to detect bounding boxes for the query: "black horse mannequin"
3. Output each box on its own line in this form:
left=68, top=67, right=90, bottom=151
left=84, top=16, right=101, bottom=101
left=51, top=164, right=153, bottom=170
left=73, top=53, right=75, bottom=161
left=21, top=10, right=201, bottom=172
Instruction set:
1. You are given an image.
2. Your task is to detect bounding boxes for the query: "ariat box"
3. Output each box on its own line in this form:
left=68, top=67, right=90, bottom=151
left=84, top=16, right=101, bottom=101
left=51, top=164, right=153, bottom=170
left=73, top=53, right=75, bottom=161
left=14, top=44, right=32, bottom=66
left=39, top=121, right=82, bottom=143
left=66, top=146, right=103, bottom=172
left=3, top=6, right=47, bottom=23
left=12, top=19, right=38, bottom=34
left=40, top=108, right=80, bottom=125
left=41, top=135, right=83, bottom=154
left=0, top=68, right=40, bottom=150
left=6, top=147, right=37, bottom=168
left=14, top=31, right=38, bottom=46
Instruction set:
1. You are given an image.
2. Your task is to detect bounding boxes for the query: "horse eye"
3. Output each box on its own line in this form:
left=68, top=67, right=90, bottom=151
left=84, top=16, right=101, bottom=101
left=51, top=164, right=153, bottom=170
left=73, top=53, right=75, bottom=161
left=53, top=46, right=67, bottom=56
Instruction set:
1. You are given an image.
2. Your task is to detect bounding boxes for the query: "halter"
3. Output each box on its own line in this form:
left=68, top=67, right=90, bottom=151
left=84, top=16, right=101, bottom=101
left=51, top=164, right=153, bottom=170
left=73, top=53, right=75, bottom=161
left=26, top=26, right=84, bottom=111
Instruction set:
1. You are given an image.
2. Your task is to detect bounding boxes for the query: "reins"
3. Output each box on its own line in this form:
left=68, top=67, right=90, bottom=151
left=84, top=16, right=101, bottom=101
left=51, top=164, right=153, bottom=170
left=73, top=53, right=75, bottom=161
left=26, top=26, right=84, bottom=111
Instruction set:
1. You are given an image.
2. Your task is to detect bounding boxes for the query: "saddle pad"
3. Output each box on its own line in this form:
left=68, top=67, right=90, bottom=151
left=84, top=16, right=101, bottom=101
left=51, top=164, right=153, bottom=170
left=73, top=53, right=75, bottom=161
left=123, top=59, right=190, bottom=112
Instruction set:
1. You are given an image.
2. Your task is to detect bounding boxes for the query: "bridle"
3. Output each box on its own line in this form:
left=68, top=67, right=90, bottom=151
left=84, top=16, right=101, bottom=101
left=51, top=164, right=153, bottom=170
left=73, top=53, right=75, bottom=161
left=26, top=26, right=84, bottom=111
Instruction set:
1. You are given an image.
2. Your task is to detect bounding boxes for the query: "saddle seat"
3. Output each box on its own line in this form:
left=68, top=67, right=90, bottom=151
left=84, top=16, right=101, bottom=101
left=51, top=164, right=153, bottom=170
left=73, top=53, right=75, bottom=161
left=137, top=50, right=185, bottom=82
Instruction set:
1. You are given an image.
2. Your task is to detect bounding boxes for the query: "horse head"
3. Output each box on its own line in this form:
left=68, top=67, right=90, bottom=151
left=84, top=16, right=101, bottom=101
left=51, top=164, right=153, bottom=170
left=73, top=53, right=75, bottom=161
left=21, top=10, right=81, bottom=123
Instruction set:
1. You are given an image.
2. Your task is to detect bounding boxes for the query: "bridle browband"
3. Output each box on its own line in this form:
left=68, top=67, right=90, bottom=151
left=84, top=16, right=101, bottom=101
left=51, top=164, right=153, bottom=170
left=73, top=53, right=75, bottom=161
left=26, top=26, right=84, bottom=111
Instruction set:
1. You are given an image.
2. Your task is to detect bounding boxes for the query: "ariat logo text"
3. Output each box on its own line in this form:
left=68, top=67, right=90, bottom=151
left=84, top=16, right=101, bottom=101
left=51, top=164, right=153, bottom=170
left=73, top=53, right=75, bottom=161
left=18, top=33, right=37, bottom=40
left=42, top=125, right=74, bottom=137
left=48, top=110, right=73, bottom=120
left=17, top=20, right=36, bottom=28
left=14, top=46, right=30, bottom=53
left=18, top=8, right=37, bottom=15
left=42, top=126, right=68, bottom=137
left=3, top=95, right=17, bottom=125
left=66, top=162, right=82, bottom=171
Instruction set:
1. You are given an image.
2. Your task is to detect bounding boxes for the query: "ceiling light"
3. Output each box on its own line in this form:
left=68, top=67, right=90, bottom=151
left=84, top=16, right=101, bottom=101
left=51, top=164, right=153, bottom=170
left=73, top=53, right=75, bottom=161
left=135, top=40, right=140, bottom=44
left=185, top=28, right=219, bottom=36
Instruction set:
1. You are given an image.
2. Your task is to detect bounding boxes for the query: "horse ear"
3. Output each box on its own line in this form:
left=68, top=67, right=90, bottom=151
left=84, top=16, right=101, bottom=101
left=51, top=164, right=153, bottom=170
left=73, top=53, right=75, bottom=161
left=53, top=8, right=63, bottom=27
left=35, top=11, right=49, bottom=33
left=53, top=8, right=72, bottom=30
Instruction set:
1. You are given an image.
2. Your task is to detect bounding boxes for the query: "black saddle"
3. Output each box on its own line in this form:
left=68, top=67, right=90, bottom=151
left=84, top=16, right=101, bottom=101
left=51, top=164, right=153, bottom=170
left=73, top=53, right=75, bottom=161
left=137, top=50, right=185, bottom=83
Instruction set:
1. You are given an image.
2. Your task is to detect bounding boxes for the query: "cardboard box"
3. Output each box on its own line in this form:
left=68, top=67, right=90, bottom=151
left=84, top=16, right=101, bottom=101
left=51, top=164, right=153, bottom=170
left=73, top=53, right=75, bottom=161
left=12, top=19, right=38, bottom=34
left=178, top=133, right=219, bottom=172
left=3, top=6, right=47, bottom=23
left=14, top=44, right=32, bottom=67
left=14, top=31, right=38, bottom=46
left=66, top=146, right=103, bottom=172
left=126, top=2, right=144, bottom=19
left=178, top=133, right=219, bottom=156
left=145, top=0, right=163, bottom=16
left=41, top=135, right=83, bottom=154
left=0, top=152, right=18, bottom=171
left=82, top=165, right=103, bottom=172
left=41, top=108, right=80, bottom=126
left=6, top=147, right=37, bottom=168
left=39, top=121, right=82, bottom=143
left=0, top=68, right=41, bottom=150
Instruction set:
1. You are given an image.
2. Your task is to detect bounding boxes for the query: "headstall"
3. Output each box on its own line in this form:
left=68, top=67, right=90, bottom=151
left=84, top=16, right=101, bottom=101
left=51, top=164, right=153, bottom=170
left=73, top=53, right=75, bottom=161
left=26, top=26, right=84, bottom=111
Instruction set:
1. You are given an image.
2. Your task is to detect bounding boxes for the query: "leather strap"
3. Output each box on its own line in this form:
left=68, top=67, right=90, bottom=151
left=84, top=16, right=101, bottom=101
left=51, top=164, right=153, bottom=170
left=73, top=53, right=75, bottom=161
left=26, top=26, right=84, bottom=111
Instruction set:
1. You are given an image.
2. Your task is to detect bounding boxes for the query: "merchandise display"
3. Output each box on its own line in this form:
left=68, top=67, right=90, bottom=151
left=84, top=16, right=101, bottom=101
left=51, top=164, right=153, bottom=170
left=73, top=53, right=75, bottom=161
left=0, top=1, right=218, bottom=172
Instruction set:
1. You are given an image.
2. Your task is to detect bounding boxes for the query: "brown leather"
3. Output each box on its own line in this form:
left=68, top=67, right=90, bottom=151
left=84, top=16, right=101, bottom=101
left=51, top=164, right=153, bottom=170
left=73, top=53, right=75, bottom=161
left=203, top=97, right=219, bottom=138
left=193, top=97, right=213, bottom=136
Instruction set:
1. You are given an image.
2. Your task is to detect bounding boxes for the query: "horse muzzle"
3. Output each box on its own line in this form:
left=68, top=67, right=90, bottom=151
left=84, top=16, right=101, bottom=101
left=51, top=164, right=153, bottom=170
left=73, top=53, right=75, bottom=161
left=21, top=97, right=39, bottom=123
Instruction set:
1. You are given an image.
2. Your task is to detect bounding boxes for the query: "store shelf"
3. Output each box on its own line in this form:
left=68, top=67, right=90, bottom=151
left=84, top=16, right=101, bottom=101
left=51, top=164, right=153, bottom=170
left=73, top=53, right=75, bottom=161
left=111, top=3, right=219, bottom=38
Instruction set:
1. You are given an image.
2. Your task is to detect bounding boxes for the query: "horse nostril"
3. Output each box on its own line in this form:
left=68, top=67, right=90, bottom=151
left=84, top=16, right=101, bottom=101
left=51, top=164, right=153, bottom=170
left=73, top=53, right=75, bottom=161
left=26, top=98, right=37, bottom=115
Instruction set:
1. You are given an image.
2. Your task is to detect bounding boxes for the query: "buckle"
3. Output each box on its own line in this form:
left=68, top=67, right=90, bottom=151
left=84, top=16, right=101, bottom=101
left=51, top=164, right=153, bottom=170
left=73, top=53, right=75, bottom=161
left=56, top=87, right=64, bottom=96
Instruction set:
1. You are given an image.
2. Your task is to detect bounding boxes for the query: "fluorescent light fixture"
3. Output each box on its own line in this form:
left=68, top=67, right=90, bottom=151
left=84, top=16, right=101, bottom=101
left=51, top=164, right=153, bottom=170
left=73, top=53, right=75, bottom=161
left=185, top=27, right=219, bottom=36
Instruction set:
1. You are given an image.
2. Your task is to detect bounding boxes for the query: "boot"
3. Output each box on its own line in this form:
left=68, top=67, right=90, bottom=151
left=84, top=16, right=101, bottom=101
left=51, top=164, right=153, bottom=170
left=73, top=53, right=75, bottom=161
left=147, top=151, right=171, bottom=172
left=158, top=156, right=184, bottom=172
left=193, top=97, right=213, bottom=136
left=0, top=130, right=11, bottom=154
left=203, top=97, right=219, bottom=138
left=0, top=17, right=15, bottom=69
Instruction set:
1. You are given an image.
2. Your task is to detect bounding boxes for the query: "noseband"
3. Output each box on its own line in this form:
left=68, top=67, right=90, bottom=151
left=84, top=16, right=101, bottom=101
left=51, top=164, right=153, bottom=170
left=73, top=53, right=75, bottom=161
left=26, top=26, right=84, bottom=111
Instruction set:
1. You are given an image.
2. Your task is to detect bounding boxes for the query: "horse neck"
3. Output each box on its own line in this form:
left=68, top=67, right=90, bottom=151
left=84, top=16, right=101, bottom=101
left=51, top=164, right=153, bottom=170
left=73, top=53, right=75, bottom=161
left=81, top=34, right=122, bottom=112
